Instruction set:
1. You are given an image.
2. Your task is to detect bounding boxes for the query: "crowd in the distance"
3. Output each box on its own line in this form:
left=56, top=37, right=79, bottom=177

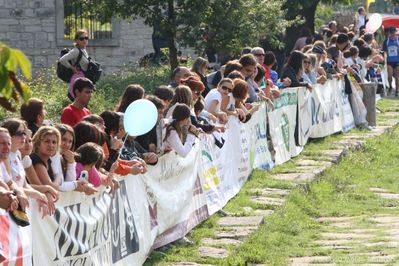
left=0, top=6, right=397, bottom=261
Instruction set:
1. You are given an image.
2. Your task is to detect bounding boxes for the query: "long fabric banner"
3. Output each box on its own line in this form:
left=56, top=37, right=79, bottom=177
left=6, top=79, right=357, bottom=265
left=297, top=79, right=355, bottom=145
left=198, top=103, right=273, bottom=215
left=268, top=87, right=302, bottom=164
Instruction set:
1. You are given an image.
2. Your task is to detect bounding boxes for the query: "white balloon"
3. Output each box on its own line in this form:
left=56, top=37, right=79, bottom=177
left=123, top=99, right=158, bottom=136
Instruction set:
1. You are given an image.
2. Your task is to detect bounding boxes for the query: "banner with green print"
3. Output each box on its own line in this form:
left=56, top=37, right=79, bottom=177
left=198, top=103, right=273, bottom=215
left=268, top=87, right=302, bottom=165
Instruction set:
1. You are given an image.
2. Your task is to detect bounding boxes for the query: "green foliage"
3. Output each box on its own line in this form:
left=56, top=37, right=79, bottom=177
left=315, top=3, right=333, bottom=31
left=0, top=43, right=32, bottom=112
left=91, top=0, right=291, bottom=69
left=180, top=0, right=292, bottom=55
left=14, top=64, right=171, bottom=124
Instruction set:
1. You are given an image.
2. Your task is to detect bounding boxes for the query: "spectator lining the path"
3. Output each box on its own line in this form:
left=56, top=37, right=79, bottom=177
left=20, top=98, right=46, bottom=136
left=163, top=104, right=200, bottom=158
left=60, top=77, right=93, bottom=127
left=115, top=84, right=145, bottom=113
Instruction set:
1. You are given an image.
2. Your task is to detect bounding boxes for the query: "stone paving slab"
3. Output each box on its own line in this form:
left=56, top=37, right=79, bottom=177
left=217, top=216, right=264, bottom=227
left=295, top=173, right=317, bottom=183
left=314, top=239, right=356, bottom=246
left=369, top=187, right=390, bottom=193
left=327, top=222, right=355, bottom=228
left=251, top=196, right=285, bottom=206
left=362, top=241, right=399, bottom=248
left=250, top=188, right=291, bottom=196
left=290, top=256, right=331, bottom=263
left=254, top=209, right=274, bottom=217
left=375, top=192, right=399, bottom=200
left=369, top=216, right=399, bottom=224
left=319, top=245, right=354, bottom=250
left=215, top=226, right=257, bottom=239
left=295, top=159, right=333, bottom=168
left=201, top=238, right=242, bottom=246
left=320, top=232, right=375, bottom=239
left=272, top=173, right=302, bottom=181
left=198, top=246, right=228, bottom=259
left=168, top=263, right=213, bottom=266
left=316, top=216, right=357, bottom=222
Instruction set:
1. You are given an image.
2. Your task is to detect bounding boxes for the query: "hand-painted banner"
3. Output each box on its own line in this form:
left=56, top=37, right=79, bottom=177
left=309, top=80, right=343, bottom=138
left=268, top=88, right=302, bottom=164
left=297, top=79, right=355, bottom=145
left=338, top=80, right=355, bottom=132
left=198, top=103, right=273, bottom=215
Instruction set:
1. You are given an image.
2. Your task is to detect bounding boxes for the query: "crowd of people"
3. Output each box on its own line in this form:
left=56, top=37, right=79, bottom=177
left=0, top=7, right=397, bottom=262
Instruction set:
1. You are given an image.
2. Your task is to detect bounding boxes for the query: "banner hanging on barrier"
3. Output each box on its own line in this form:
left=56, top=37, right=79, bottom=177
left=309, top=80, right=343, bottom=138
left=268, top=88, right=301, bottom=164
left=198, top=103, right=273, bottom=215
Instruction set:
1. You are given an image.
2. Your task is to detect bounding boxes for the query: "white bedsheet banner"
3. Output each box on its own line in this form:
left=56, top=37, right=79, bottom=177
left=13, top=79, right=357, bottom=265
left=268, top=87, right=302, bottom=164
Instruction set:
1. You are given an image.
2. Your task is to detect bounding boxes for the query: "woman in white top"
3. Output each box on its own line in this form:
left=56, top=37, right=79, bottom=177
left=204, top=78, right=232, bottom=124
left=2, top=119, right=48, bottom=209
left=51, top=124, right=79, bottom=189
left=163, top=104, right=200, bottom=157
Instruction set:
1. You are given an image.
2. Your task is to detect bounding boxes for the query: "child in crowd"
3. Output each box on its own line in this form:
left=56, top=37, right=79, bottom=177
left=74, top=142, right=115, bottom=188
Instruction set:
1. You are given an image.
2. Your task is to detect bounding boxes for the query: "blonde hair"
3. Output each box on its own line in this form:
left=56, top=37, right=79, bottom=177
left=32, top=126, right=61, bottom=154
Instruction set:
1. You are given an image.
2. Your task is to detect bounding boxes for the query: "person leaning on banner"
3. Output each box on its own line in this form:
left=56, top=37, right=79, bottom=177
left=281, top=50, right=313, bottom=92
left=163, top=104, right=200, bottom=158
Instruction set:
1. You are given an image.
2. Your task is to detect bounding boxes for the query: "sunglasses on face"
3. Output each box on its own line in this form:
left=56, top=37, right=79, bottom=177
left=78, top=36, right=89, bottom=41
left=14, top=131, right=26, bottom=137
left=221, top=85, right=233, bottom=92
left=254, top=53, right=265, bottom=57
left=303, top=61, right=311, bottom=64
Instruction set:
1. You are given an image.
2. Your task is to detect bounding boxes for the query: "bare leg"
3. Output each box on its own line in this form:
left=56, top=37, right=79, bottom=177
left=395, top=66, right=399, bottom=96
left=387, top=65, right=394, bottom=94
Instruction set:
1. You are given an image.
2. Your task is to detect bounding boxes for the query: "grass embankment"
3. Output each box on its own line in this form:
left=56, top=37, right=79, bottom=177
left=146, top=98, right=399, bottom=265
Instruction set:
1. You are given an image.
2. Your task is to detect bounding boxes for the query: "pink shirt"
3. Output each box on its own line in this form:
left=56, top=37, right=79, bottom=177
left=75, top=162, right=102, bottom=187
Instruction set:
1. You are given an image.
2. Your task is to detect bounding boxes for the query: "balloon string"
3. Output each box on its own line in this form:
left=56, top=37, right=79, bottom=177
left=117, top=134, right=129, bottom=160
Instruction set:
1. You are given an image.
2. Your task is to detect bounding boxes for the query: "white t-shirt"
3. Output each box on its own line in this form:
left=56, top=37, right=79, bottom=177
left=226, top=93, right=236, bottom=112
left=50, top=153, right=77, bottom=183
left=9, top=150, right=25, bottom=187
left=0, top=162, right=11, bottom=183
left=22, top=155, right=32, bottom=169
left=204, top=89, right=222, bottom=113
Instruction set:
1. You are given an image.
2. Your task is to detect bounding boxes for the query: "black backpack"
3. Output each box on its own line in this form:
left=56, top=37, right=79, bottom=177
left=85, top=57, right=102, bottom=84
left=56, top=48, right=83, bottom=83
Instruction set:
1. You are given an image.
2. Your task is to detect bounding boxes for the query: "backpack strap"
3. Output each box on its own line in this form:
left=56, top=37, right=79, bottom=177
left=74, top=48, right=84, bottom=68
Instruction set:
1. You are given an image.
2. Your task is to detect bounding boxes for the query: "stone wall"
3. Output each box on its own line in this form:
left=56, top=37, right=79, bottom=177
left=0, top=0, right=156, bottom=74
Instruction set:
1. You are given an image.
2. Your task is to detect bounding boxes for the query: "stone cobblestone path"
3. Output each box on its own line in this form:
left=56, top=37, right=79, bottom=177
left=163, top=108, right=399, bottom=266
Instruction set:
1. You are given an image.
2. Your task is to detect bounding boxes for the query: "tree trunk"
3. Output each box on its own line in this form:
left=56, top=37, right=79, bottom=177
left=303, top=0, right=320, bottom=33
left=167, top=0, right=178, bottom=75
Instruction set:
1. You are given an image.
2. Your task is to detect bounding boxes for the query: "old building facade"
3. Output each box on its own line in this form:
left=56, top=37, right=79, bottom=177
left=1, top=0, right=157, bottom=74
